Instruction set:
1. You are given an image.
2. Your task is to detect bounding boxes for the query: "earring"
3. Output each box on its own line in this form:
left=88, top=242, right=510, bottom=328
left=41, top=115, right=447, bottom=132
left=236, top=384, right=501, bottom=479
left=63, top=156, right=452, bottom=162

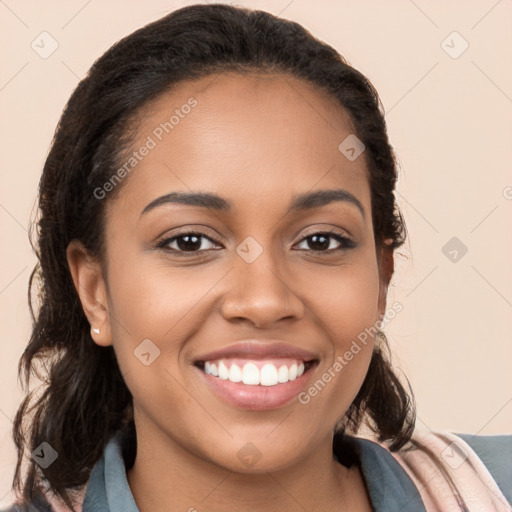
left=92, top=328, right=100, bottom=334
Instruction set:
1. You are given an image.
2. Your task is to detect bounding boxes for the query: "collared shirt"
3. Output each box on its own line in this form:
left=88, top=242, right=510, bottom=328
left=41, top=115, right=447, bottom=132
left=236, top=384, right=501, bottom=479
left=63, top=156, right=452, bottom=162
left=80, top=431, right=512, bottom=512
left=3, top=432, right=511, bottom=511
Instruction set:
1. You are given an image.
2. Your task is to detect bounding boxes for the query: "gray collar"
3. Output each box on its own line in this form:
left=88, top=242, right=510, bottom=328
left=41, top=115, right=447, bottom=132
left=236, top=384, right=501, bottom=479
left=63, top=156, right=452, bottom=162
left=82, top=431, right=426, bottom=512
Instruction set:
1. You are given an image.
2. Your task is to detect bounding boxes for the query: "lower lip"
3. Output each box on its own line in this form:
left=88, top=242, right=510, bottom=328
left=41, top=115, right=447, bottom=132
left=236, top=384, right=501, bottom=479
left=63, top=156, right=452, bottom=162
left=195, top=366, right=314, bottom=410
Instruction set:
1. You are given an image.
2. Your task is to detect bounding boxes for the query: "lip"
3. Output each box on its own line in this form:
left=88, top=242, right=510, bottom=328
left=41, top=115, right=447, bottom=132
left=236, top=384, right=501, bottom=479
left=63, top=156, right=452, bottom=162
left=194, top=339, right=318, bottom=363
left=196, top=367, right=316, bottom=410
left=193, top=339, right=319, bottom=410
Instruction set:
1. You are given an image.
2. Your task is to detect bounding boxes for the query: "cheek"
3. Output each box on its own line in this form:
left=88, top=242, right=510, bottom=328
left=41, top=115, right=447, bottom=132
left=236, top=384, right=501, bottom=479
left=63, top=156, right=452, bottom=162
left=106, top=253, right=214, bottom=342
left=105, top=255, right=232, bottom=418
left=293, top=255, right=380, bottom=416
left=105, top=259, right=208, bottom=435
left=301, top=253, right=381, bottom=349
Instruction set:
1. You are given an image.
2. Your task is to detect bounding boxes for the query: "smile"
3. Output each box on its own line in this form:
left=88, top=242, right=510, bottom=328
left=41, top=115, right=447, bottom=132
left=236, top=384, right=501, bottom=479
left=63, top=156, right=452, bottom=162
left=202, top=358, right=308, bottom=386
left=193, top=340, right=318, bottom=410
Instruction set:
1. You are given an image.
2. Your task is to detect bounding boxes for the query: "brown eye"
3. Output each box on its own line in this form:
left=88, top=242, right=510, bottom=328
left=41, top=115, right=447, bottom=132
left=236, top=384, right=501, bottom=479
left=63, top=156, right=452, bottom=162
left=157, top=232, right=220, bottom=254
left=295, top=231, right=356, bottom=252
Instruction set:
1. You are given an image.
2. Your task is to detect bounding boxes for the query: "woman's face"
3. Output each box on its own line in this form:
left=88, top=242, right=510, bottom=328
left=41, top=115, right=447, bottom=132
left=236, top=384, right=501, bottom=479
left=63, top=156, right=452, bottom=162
left=76, top=72, right=391, bottom=472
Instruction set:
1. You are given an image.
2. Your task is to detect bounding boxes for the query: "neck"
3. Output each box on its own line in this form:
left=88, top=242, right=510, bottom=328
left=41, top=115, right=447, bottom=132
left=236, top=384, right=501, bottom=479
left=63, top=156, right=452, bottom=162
left=126, top=421, right=369, bottom=512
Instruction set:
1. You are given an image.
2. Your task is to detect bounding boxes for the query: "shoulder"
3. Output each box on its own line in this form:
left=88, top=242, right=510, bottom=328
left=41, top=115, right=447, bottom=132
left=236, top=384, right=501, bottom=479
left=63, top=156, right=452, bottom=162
left=454, top=432, right=512, bottom=505
left=391, top=430, right=512, bottom=509
left=0, top=484, right=87, bottom=512
left=339, top=435, right=428, bottom=511
left=0, top=491, right=53, bottom=512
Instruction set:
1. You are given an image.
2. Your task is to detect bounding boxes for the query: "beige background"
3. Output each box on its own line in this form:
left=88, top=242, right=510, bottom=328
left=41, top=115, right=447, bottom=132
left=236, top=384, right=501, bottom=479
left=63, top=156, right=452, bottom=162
left=1, top=0, right=511, bottom=505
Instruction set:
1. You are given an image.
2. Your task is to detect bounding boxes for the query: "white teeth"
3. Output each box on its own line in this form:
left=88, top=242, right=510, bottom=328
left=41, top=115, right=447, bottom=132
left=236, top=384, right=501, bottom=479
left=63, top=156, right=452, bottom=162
left=277, top=365, right=289, bottom=383
left=228, top=363, right=242, bottom=382
left=289, top=363, right=298, bottom=381
left=260, top=364, right=279, bottom=386
left=242, top=363, right=259, bottom=385
left=218, top=360, right=229, bottom=380
left=203, top=359, right=309, bottom=386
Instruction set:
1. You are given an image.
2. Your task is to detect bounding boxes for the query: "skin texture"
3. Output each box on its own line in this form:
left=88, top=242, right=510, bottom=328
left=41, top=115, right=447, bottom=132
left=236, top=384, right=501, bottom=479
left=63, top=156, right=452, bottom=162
left=68, top=72, right=393, bottom=511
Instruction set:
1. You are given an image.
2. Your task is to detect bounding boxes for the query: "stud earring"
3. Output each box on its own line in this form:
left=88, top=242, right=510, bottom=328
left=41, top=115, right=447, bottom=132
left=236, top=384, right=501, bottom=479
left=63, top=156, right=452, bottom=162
left=92, top=328, right=100, bottom=334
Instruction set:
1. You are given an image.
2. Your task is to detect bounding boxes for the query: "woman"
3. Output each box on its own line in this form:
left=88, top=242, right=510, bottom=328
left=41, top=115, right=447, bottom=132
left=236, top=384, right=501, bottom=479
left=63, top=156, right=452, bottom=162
left=3, top=3, right=511, bottom=511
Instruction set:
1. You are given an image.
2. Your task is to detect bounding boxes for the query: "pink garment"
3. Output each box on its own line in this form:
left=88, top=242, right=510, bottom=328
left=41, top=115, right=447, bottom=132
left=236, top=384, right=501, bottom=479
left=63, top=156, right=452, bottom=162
left=384, top=431, right=511, bottom=512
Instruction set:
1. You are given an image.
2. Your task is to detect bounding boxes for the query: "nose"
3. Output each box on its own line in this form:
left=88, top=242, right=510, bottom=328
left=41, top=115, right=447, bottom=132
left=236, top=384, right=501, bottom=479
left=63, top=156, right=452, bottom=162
left=220, top=245, right=305, bottom=328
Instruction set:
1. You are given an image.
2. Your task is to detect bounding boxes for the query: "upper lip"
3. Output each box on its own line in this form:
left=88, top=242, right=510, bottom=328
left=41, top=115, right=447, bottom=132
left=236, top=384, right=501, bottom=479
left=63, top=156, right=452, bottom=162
left=194, top=340, right=318, bottom=363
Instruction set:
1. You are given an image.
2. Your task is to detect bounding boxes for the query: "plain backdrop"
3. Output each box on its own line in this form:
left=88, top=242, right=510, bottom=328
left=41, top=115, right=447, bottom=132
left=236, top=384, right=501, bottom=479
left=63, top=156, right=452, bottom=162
left=1, top=0, right=511, bottom=505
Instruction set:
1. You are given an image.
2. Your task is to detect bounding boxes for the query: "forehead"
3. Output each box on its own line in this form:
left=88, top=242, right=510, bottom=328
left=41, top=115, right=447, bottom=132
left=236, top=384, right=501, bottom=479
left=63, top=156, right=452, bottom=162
left=109, top=71, right=371, bottom=220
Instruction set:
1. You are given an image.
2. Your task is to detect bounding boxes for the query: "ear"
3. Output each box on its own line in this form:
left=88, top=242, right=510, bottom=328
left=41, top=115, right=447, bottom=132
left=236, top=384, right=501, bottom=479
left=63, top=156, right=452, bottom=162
left=377, top=240, right=395, bottom=319
left=67, top=239, right=112, bottom=347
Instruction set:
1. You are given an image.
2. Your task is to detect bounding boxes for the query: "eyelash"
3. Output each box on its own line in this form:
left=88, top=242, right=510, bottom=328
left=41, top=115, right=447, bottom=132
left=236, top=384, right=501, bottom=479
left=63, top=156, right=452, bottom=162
left=155, top=228, right=356, bottom=256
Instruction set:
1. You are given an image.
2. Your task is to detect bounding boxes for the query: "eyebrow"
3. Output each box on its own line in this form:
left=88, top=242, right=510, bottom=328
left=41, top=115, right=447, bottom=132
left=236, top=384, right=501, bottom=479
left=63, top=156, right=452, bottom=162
left=140, top=188, right=365, bottom=219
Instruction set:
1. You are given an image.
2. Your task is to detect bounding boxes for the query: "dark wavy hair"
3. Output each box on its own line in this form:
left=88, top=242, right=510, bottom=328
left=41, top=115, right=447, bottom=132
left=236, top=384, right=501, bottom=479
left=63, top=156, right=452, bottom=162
left=11, top=3, right=415, bottom=510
